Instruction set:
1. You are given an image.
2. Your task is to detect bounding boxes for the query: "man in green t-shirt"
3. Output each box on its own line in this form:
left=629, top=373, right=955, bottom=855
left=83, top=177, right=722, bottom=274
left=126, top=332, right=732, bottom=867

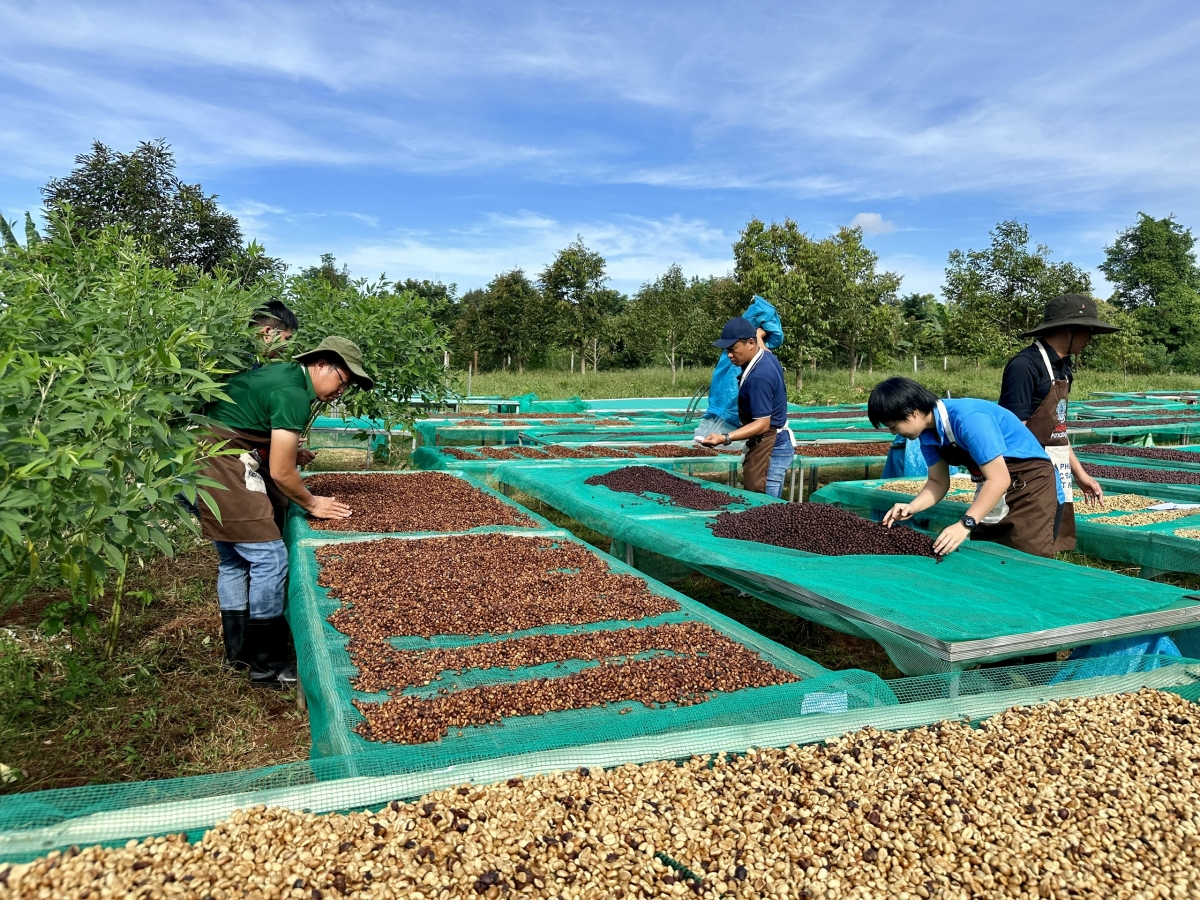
left=199, top=336, right=375, bottom=689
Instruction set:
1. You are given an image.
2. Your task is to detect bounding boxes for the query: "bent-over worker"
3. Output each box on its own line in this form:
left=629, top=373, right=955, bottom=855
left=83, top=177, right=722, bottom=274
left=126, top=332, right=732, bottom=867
left=868, top=377, right=1062, bottom=558
left=998, top=294, right=1119, bottom=551
left=698, top=317, right=795, bottom=496
left=199, top=336, right=375, bottom=688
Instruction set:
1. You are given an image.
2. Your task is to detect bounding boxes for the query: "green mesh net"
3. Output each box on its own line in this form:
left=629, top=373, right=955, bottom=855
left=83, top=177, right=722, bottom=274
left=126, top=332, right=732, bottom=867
left=6, top=468, right=1200, bottom=864
left=814, top=478, right=1200, bottom=580
left=496, top=464, right=1200, bottom=675
left=2, top=655, right=1196, bottom=863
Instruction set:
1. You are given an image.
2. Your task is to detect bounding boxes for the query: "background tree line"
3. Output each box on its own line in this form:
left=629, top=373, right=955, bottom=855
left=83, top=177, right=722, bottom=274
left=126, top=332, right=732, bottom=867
left=442, top=212, right=1200, bottom=385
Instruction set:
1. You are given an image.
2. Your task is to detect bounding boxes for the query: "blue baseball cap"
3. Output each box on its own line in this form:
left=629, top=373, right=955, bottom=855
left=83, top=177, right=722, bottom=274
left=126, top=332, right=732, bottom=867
left=712, top=316, right=757, bottom=349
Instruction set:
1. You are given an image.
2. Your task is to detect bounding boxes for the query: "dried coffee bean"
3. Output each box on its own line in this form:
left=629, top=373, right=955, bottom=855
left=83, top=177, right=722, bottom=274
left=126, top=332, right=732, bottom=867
left=354, top=638, right=798, bottom=744
left=1082, top=463, right=1200, bottom=486
left=305, top=472, right=536, bottom=532
left=634, top=444, right=719, bottom=458
left=1078, top=416, right=1200, bottom=428
left=585, top=466, right=737, bottom=510
left=1084, top=443, right=1200, bottom=465
left=319, top=534, right=677, bottom=639
left=352, top=621, right=750, bottom=693
left=711, top=502, right=939, bottom=558
left=793, top=441, right=892, bottom=458
left=14, top=690, right=1200, bottom=900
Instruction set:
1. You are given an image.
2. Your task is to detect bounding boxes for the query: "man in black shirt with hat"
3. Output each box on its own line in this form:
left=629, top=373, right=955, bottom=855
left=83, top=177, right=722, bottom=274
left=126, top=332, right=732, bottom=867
left=998, top=293, right=1119, bottom=552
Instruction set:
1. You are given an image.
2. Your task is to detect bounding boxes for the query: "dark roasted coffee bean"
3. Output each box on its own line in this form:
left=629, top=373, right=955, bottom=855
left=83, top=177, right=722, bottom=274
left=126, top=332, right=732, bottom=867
left=585, top=466, right=736, bottom=510
left=710, top=502, right=939, bottom=558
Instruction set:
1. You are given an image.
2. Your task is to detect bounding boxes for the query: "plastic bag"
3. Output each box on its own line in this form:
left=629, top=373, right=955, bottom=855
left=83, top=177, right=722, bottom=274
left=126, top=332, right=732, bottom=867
left=704, top=296, right=784, bottom=423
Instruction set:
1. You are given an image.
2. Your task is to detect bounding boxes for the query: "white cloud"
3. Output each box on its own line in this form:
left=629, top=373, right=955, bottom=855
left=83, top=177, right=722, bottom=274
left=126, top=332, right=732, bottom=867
left=274, top=211, right=736, bottom=295
left=848, top=212, right=896, bottom=235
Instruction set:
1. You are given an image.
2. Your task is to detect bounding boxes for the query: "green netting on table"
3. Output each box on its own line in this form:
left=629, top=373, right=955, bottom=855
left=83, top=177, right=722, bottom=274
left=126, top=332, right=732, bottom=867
left=497, top=463, right=1200, bottom=675
left=2, top=655, right=1196, bottom=863
left=813, top=479, right=1200, bottom=579
left=287, top=531, right=869, bottom=762
left=1087, top=473, right=1200, bottom=505
left=409, top=446, right=740, bottom=482
left=508, top=393, right=590, bottom=413
left=1075, top=447, right=1200, bottom=472
left=1074, top=420, right=1200, bottom=440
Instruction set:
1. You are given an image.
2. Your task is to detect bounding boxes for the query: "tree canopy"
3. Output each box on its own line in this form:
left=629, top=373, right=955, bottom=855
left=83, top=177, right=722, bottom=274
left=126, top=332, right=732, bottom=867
left=41, top=140, right=281, bottom=282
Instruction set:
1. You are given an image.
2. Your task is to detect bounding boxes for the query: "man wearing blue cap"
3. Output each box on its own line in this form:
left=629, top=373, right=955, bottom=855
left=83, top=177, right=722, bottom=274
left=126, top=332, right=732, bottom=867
left=697, top=317, right=795, bottom=496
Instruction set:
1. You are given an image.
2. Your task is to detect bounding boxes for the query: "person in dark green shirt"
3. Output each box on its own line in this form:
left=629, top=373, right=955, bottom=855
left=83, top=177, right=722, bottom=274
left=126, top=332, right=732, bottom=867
left=199, top=337, right=374, bottom=689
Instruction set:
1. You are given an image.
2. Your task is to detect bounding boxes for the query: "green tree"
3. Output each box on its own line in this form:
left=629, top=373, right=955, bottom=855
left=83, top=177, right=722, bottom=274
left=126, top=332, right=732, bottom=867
left=539, top=237, right=615, bottom=374
left=1083, top=301, right=1145, bottom=382
left=943, top=221, right=1091, bottom=359
left=461, top=269, right=554, bottom=372
left=626, top=264, right=702, bottom=383
left=822, top=227, right=902, bottom=385
left=42, top=140, right=281, bottom=282
left=287, top=257, right=451, bottom=437
left=0, top=210, right=266, bottom=647
left=1100, top=213, right=1200, bottom=352
left=733, top=218, right=828, bottom=388
left=894, top=292, right=947, bottom=357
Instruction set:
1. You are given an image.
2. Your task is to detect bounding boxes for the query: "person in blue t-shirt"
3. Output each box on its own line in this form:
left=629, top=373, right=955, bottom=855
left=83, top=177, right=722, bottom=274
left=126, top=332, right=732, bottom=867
left=698, top=317, right=795, bottom=496
left=867, top=376, right=1060, bottom=558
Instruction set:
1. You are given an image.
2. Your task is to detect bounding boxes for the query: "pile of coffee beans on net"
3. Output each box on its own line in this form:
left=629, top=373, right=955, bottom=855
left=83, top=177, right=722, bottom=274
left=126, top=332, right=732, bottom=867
left=352, top=622, right=800, bottom=744
left=472, top=446, right=553, bottom=460
left=1082, top=443, right=1200, bottom=465
left=635, top=444, right=718, bottom=458
left=1077, top=415, right=1200, bottom=428
left=18, top=689, right=1200, bottom=899
left=585, top=466, right=738, bottom=510
left=1082, top=462, right=1200, bottom=486
left=351, top=621, right=749, bottom=692
left=793, top=441, right=892, bottom=458
left=790, top=410, right=869, bottom=419
left=318, top=533, right=678, bottom=641
left=710, top=502, right=939, bottom=558
left=304, top=472, right=537, bottom=532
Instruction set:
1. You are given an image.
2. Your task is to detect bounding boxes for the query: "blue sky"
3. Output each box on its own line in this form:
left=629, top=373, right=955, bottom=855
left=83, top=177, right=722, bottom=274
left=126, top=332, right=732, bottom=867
left=2, top=1, right=1199, bottom=298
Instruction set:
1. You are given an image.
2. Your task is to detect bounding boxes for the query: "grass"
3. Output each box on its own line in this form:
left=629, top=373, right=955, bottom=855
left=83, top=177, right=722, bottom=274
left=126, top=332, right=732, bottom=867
left=0, top=538, right=309, bottom=794
left=465, top=362, right=1200, bottom=405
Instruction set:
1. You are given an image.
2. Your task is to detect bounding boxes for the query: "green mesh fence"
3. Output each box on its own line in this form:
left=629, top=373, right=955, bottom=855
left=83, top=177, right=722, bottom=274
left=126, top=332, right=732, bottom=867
left=2, top=655, right=1196, bottom=863
left=814, top=478, right=1200, bottom=579
left=1073, top=420, right=1200, bottom=441
left=497, top=464, right=1200, bottom=675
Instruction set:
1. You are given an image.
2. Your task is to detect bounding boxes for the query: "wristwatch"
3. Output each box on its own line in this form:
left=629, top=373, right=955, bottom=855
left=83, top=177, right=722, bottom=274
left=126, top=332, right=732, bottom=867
left=960, top=514, right=978, bottom=531
left=722, top=434, right=732, bottom=446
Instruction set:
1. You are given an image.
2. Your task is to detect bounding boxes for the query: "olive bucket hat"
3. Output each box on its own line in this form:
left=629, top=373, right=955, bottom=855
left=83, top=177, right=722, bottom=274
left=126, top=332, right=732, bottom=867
left=1020, top=294, right=1119, bottom=339
left=293, top=336, right=375, bottom=390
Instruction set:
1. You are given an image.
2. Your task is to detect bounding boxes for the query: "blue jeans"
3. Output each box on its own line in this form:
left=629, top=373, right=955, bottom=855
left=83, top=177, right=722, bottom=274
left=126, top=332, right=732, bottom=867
left=765, top=439, right=795, bottom=499
left=214, top=540, right=289, bottom=619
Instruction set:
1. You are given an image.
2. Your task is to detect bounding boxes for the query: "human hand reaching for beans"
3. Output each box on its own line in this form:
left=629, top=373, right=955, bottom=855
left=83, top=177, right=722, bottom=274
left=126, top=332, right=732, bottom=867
left=882, top=502, right=915, bottom=527
left=308, top=495, right=352, bottom=519
left=932, top=521, right=970, bottom=557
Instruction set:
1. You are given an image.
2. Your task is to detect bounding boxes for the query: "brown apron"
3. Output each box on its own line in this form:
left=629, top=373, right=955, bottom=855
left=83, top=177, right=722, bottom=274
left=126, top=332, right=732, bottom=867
left=1023, top=341, right=1075, bottom=551
left=736, top=348, right=790, bottom=495
left=742, top=428, right=780, bottom=494
left=197, top=426, right=291, bottom=543
left=934, top=401, right=1058, bottom=559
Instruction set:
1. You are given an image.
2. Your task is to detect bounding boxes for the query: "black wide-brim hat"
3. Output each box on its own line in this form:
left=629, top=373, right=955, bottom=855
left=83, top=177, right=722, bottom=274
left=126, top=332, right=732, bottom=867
left=1019, top=293, right=1120, bottom=339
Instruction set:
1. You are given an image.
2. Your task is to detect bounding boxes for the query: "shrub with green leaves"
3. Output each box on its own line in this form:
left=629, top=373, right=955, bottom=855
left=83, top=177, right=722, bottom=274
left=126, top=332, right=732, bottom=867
left=0, top=211, right=268, bottom=646
left=286, top=261, right=451, bottom=445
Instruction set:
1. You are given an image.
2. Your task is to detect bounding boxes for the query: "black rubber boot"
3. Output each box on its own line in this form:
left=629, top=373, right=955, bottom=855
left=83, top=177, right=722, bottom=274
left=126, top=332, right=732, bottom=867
left=220, top=609, right=250, bottom=673
left=245, top=616, right=299, bottom=690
